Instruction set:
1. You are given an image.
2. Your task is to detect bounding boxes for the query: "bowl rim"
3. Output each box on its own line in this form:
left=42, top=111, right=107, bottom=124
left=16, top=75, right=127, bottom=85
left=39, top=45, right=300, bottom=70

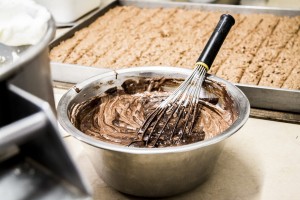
left=57, top=66, right=250, bottom=154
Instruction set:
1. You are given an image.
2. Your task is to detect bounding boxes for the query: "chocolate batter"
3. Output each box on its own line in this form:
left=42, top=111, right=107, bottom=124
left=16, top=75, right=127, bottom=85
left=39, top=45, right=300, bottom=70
left=71, top=77, right=237, bottom=148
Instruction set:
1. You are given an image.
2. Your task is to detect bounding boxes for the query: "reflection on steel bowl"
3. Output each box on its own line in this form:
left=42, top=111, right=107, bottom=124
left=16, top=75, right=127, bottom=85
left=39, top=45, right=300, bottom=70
left=57, top=67, right=250, bottom=197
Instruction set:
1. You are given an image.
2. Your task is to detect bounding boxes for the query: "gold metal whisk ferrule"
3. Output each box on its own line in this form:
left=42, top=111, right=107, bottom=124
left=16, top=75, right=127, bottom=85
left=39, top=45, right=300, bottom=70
left=194, top=62, right=209, bottom=71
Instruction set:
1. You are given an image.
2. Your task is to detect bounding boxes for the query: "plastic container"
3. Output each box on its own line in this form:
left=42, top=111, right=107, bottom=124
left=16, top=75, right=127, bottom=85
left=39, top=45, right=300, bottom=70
left=35, top=0, right=101, bottom=23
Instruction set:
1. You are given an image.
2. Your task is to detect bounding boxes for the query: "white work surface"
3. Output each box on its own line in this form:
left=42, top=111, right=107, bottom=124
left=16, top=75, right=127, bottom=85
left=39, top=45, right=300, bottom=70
left=54, top=88, right=300, bottom=200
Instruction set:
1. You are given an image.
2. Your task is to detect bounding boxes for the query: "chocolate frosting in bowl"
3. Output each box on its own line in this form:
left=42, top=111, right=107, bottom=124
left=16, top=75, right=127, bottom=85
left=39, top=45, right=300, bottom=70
left=70, top=77, right=237, bottom=148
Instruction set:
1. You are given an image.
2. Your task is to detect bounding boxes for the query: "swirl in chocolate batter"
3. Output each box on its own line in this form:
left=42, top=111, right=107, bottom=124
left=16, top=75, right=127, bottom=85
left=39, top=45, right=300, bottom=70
left=71, top=78, right=237, bottom=147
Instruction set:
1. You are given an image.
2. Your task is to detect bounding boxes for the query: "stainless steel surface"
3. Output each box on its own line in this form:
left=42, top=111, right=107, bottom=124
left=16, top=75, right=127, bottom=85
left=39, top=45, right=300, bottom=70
left=0, top=84, right=92, bottom=199
left=0, top=17, right=56, bottom=110
left=50, top=0, right=300, bottom=113
left=0, top=156, right=88, bottom=200
left=0, top=12, right=92, bottom=199
left=51, top=62, right=112, bottom=83
left=236, top=84, right=300, bottom=113
left=57, top=66, right=250, bottom=197
left=120, top=0, right=300, bottom=16
left=0, top=44, right=29, bottom=67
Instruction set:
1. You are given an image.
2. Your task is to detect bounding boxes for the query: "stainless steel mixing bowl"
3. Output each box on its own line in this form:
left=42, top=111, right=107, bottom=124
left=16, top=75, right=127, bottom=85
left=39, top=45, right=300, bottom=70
left=57, top=67, right=250, bottom=197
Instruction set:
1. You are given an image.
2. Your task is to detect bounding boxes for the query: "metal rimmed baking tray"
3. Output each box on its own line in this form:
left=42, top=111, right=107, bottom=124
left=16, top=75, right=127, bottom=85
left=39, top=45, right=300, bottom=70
left=50, top=0, right=300, bottom=114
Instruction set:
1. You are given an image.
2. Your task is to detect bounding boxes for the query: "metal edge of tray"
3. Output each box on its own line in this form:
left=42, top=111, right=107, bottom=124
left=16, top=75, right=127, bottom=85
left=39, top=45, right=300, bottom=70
left=51, top=63, right=300, bottom=114
left=120, top=0, right=300, bottom=16
left=50, top=0, right=300, bottom=114
left=51, top=62, right=112, bottom=83
left=235, top=84, right=300, bottom=113
left=50, top=0, right=119, bottom=83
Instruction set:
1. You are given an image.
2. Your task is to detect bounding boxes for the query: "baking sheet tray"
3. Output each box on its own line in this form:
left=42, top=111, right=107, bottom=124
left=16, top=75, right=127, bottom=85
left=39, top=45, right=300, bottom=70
left=50, top=0, right=300, bottom=113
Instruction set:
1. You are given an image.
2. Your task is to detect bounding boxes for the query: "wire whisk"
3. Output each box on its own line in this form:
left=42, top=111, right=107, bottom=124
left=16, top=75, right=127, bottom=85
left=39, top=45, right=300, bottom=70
left=132, top=14, right=235, bottom=147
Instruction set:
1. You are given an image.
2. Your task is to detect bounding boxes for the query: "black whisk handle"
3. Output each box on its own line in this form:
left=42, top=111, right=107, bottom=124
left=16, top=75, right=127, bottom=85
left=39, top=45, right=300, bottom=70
left=196, top=14, right=235, bottom=70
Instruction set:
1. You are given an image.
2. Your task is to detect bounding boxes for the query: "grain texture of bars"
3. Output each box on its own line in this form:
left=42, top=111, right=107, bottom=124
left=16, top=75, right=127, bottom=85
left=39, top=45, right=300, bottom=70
left=50, top=6, right=300, bottom=90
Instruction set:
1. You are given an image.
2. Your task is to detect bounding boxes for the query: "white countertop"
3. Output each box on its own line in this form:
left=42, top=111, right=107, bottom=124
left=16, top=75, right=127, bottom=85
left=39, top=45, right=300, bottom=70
left=54, top=87, right=300, bottom=200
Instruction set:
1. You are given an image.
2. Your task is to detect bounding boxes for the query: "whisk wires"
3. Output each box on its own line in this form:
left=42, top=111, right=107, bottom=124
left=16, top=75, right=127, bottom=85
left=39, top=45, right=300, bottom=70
left=135, top=63, right=208, bottom=147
